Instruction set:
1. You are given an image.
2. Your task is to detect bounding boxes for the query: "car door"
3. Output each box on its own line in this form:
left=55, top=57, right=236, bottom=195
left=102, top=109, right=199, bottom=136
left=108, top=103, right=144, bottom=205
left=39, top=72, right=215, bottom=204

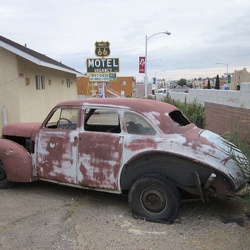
left=77, top=107, right=124, bottom=191
left=36, top=107, right=80, bottom=184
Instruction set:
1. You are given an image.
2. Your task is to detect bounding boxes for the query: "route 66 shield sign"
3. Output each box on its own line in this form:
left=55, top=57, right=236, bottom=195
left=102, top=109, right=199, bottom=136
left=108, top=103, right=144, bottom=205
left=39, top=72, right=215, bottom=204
left=95, top=41, right=110, bottom=57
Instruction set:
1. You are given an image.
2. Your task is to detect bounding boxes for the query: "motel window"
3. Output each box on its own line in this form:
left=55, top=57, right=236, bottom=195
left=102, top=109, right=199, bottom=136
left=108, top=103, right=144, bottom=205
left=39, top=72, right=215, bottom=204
left=36, top=75, right=45, bottom=90
left=36, top=75, right=40, bottom=90
left=41, top=76, right=45, bottom=89
left=66, top=79, right=71, bottom=88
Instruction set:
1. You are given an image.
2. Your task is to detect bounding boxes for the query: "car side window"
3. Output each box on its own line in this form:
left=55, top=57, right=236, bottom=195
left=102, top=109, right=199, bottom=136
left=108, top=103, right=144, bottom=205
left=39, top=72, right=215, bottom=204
left=169, top=111, right=190, bottom=126
left=124, top=112, right=156, bottom=135
left=84, top=108, right=121, bottom=133
left=45, top=108, right=79, bottom=130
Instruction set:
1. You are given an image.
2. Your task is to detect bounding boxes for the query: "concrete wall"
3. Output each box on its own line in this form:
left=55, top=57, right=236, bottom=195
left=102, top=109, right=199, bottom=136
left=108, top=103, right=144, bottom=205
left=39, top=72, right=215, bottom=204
left=167, top=83, right=250, bottom=109
left=16, top=57, right=77, bottom=123
left=0, top=47, right=20, bottom=124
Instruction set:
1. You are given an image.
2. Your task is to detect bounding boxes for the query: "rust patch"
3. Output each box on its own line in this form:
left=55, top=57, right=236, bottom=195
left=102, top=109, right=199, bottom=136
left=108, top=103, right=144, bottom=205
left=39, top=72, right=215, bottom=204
left=2, top=122, right=41, bottom=137
left=211, top=175, right=232, bottom=196
left=36, top=130, right=77, bottom=184
left=78, top=132, right=123, bottom=190
left=0, top=139, right=33, bottom=182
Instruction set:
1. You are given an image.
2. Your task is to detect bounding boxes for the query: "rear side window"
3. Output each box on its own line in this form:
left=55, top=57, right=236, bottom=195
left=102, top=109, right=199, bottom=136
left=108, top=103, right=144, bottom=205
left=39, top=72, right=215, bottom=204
left=169, top=111, right=190, bottom=126
left=124, top=112, right=156, bottom=135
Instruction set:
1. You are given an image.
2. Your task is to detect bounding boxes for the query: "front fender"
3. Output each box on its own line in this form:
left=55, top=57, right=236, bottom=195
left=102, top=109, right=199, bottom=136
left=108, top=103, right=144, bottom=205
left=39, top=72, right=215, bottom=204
left=0, top=139, right=34, bottom=182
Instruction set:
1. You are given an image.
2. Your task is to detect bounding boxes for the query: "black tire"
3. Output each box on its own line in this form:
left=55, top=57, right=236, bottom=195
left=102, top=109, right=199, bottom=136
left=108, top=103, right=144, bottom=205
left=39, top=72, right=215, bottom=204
left=128, top=175, right=180, bottom=223
left=0, top=162, right=14, bottom=189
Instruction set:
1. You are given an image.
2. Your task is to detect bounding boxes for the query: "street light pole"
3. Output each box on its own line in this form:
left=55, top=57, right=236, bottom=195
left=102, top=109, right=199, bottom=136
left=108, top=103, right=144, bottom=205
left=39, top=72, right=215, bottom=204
left=215, top=62, right=228, bottom=88
left=144, top=31, right=171, bottom=98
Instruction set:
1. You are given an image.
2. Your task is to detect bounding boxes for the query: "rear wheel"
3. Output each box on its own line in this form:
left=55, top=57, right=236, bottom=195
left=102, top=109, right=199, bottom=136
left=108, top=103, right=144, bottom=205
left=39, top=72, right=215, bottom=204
left=128, top=175, right=180, bottom=223
left=0, top=162, right=14, bottom=189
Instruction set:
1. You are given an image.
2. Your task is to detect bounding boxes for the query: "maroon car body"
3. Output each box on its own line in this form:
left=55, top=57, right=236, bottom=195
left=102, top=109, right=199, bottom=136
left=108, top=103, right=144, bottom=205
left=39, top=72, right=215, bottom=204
left=0, top=98, right=248, bottom=223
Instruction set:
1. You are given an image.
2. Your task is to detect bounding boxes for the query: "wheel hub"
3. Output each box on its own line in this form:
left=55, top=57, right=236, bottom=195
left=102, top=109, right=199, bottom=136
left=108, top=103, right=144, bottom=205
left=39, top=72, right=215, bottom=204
left=141, top=188, right=167, bottom=213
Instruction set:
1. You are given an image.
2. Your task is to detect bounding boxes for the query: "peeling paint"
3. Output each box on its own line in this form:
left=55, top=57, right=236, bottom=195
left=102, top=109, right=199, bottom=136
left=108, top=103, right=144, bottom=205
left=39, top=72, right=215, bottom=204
left=5, top=149, right=14, bottom=155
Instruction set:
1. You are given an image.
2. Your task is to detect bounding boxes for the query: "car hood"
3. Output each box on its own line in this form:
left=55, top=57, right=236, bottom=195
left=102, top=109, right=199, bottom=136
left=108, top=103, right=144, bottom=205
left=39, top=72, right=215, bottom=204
left=2, top=122, right=41, bottom=138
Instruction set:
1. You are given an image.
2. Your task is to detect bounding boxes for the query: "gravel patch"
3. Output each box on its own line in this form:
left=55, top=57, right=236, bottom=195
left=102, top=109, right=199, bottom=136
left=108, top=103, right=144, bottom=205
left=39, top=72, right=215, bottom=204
left=0, top=182, right=249, bottom=250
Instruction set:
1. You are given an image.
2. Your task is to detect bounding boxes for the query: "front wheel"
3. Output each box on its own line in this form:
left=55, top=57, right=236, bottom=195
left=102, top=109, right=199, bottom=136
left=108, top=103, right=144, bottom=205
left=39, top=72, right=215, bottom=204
left=0, top=162, right=14, bottom=189
left=128, top=176, right=180, bottom=223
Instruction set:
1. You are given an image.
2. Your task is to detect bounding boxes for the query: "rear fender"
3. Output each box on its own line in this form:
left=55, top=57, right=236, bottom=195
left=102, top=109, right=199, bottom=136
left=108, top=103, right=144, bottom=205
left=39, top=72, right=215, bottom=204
left=120, top=152, right=236, bottom=194
left=0, top=139, right=34, bottom=182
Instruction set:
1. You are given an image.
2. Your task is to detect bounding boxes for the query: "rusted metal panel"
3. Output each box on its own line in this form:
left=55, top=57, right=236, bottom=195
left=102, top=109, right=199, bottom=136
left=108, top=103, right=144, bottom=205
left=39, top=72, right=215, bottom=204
left=56, top=98, right=176, bottom=114
left=0, top=139, right=34, bottom=182
left=36, top=129, right=78, bottom=184
left=36, top=129, right=123, bottom=190
left=210, top=175, right=232, bottom=196
left=2, top=122, right=41, bottom=137
left=122, top=125, right=244, bottom=192
left=78, top=132, right=123, bottom=190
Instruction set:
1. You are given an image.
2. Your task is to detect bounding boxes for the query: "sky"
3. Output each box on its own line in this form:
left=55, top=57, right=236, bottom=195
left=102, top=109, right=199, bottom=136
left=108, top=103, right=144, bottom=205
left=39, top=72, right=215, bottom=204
left=1, top=0, right=250, bottom=82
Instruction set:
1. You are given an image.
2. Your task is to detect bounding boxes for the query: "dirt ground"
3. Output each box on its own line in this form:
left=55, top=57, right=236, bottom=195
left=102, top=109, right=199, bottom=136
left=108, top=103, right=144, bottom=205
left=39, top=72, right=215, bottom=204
left=0, top=181, right=249, bottom=250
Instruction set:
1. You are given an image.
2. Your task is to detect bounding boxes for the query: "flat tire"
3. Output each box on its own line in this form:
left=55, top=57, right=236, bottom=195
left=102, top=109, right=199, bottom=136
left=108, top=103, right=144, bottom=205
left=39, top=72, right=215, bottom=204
left=129, top=175, right=180, bottom=223
left=0, top=162, right=14, bottom=189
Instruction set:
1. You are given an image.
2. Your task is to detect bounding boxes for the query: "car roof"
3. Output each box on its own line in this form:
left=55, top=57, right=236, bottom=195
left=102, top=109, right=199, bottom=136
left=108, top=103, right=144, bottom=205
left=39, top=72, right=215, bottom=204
left=56, top=98, right=178, bottom=114
left=55, top=98, right=194, bottom=134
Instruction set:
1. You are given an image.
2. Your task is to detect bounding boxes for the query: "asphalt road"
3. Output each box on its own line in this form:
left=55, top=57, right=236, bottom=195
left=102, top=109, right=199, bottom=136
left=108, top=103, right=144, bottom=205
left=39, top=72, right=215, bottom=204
left=0, top=181, right=249, bottom=250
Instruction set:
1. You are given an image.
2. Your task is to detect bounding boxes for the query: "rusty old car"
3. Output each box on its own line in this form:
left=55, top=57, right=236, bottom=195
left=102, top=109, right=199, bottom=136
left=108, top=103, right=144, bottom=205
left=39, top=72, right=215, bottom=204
left=0, top=98, right=248, bottom=223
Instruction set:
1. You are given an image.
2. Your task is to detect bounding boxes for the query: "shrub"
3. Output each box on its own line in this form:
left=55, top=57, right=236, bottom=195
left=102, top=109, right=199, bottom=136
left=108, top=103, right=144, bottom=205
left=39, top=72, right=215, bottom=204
left=223, top=126, right=250, bottom=211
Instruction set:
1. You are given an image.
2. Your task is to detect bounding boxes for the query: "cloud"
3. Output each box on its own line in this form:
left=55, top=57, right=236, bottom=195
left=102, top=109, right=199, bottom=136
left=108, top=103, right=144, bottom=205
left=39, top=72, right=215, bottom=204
left=1, top=0, right=250, bottom=80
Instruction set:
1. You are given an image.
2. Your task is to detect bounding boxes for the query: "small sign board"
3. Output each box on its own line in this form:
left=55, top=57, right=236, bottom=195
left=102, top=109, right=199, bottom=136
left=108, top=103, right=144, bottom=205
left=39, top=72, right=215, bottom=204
left=139, top=56, right=145, bottom=73
left=95, top=41, right=110, bottom=57
left=89, top=73, right=117, bottom=82
left=86, top=58, right=119, bottom=73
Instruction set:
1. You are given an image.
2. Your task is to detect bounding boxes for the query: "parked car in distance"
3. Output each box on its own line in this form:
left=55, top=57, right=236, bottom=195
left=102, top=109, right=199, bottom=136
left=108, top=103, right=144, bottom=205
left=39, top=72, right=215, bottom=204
left=153, top=88, right=167, bottom=100
left=155, top=88, right=167, bottom=94
left=0, top=98, right=249, bottom=223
